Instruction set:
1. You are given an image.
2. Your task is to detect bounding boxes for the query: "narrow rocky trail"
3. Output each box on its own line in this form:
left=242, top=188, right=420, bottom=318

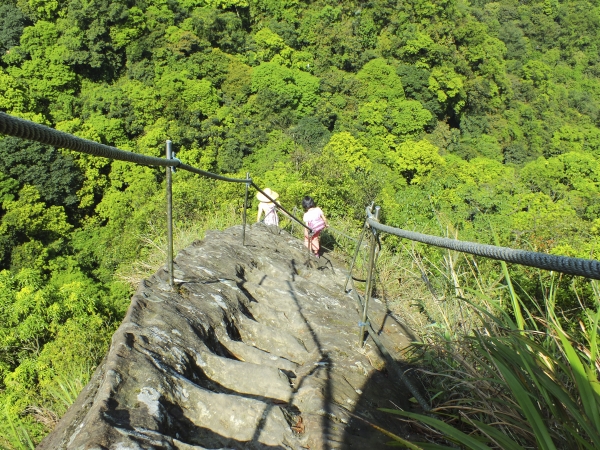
left=39, top=224, right=417, bottom=449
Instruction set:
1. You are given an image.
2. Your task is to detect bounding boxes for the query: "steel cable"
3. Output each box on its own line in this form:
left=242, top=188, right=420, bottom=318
left=326, top=225, right=365, bottom=244
left=252, top=183, right=310, bottom=232
left=0, top=113, right=312, bottom=235
left=0, top=112, right=248, bottom=184
left=367, top=219, right=600, bottom=280
left=7, top=111, right=597, bottom=278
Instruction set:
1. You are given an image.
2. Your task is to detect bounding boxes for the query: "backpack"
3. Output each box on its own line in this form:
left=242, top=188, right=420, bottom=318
left=309, top=215, right=326, bottom=233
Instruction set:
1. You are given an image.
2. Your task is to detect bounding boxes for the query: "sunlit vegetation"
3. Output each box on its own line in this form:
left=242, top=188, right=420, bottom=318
left=0, top=0, right=599, bottom=446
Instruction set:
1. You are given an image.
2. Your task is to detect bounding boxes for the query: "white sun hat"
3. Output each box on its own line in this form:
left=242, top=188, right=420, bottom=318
left=256, top=188, right=279, bottom=202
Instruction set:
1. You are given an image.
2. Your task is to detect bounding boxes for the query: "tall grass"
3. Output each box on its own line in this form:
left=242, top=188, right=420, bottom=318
left=0, top=366, right=91, bottom=450
left=43, top=366, right=91, bottom=417
left=0, top=407, right=35, bottom=450
left=367, top=238, right=600, bottom=449
left=117, top=205, right=242, bottom=288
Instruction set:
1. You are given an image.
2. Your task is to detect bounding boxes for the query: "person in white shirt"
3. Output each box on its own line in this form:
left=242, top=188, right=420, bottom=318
left=256, top=188, right=280, bottom=226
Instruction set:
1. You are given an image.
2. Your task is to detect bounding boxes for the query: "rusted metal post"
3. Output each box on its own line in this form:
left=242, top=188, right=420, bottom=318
left=242, top=172, right=250, bottom=245
left=166, top=140, right=174, bottom=288
left=358, top=206, right=380, bottom=347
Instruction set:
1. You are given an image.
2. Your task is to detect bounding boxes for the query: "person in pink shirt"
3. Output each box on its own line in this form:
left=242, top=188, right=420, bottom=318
left=302, top=196, right=328, bottom=257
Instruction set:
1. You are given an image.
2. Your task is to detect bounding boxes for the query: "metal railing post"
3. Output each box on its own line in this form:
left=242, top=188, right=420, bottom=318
left=166, top=140, right=174, bottom=288
left=242, top=172, right=249, bottom=245
left=291, top=207, right=298, bottom=235
left=358, top=205, right=380, bottom=347
left=344, top=220, right=368, bottom=292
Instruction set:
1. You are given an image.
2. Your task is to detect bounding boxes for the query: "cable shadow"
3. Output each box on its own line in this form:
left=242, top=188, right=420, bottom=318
left=375, top=310, right=419, bottom=343
left=284, top=279, right=332, bottom=450
left=290, top=259, right=298, bottom=282
left=164, top=400, right=291, bottom=449
left=338, top=361, right=419, bottom=449
left=373, top=264, right=419, bottom=343
left=336, top=281, right=426, bottom=447
left=316, top=252, right=335, bottom=273
left=246, top=278, right=331, bottom=449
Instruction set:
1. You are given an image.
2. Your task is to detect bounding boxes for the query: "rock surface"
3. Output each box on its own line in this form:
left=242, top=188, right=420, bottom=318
left=39, top=224, right=415, bottom=449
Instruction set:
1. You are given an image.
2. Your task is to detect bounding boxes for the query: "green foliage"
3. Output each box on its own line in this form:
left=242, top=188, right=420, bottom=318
left=1, top=0, right=600, bottom=445
left=0, top=4, right=29, bottom=53
left=321, top=131, right=371, bottom=173
left=0, top=137, right=83, bottom=211
left=0, top=185, right=73, bottom=271
left=397, top=63, right=444, bottom=119
left=251, top=61, right=320, bottom=116
left=0, top=67, right=30, bottom=114
left=356, top=58, right=405, bottom=102
left=429, top=65, right=466, bottom=115
left=0, top=406, right=35, bottom=450
left=0, top=265, right=120, bottom=444
left=393, top=139, right=444, bottom=185
left=288, top=116, right=330, bottom=152
left=380, top=278, right=600, bottom=449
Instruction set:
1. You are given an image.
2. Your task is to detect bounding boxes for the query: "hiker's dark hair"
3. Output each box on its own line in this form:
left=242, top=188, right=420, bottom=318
left=302, top=196, right=316, bottom=211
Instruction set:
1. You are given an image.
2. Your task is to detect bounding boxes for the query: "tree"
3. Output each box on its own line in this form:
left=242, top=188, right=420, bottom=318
left=0, top=185, right=72, bottom=270
left=356, top=58, right=405, bottom=102
left=288, top=116, right=331, bottom=152
left=520, top=152, right=600, bottom=219
left=429, top=65, right=466, bottom=115
left=251, top=61, right=320, bottom=116
left=0, top=137, right=83, bottom=212
left=393, top=139, right=444, bottom=185
left=0, top=4, right=28, bottom=53
left=299, top=131, right=376, bottom=216
left=0, top=67, right=29, bottom=113
left=397, top=63, right=444, bottom=119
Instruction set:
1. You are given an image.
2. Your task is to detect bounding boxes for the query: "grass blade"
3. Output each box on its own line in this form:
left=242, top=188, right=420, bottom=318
left=493, top=359, right=556, bottom=450
left=589, top=306, right=600, bottom=374
left=468, top=419, right=526, bottom=450
left=380, top=409, right=493, bottom=450
left=343, top=409, right=426, bottom=450
left=499, top=261, right=524, bottom=330
left=555, top=328, right=600, bottom=431
left=490, top=226, right=524, bottom=330
left=3, top=408, right=34, bottom=450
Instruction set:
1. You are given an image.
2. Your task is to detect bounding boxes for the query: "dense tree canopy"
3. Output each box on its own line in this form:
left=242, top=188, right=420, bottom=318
left=1, top=0, right=600, bottom=445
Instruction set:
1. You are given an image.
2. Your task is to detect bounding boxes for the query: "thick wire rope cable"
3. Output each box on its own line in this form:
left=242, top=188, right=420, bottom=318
left=0, top=112, right=248, bottom=184
left=251, top=183, right=309, bottom=232
left=368, top=219, right=600, bottom=280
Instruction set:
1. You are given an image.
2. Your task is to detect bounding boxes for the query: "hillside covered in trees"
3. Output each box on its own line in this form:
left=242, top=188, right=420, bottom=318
left=1, top=0, right=600, bottom=446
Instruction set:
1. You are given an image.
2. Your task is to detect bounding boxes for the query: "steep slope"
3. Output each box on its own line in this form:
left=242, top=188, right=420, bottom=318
left=38, top=224, right=415, bottom=449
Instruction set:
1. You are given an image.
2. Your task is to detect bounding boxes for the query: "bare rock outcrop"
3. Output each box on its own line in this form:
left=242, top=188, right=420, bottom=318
left=38, top=224, right=415, bottom=449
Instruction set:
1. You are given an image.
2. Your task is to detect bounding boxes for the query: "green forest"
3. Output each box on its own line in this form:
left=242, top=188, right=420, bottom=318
left=1, top=0, right=600, bottom=447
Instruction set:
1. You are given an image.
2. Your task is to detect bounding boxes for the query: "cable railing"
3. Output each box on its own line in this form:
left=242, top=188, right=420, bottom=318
left=345, top=204, right=600, bottom=412
left=6, top=111, right=600, bottom=415
left=0, top=112, right=312, bottom=286
left=351, top=203, right=600, bottom=344
left=0, top=112, right=437, bottom=422
left=352, top=204, right=600, bottom=336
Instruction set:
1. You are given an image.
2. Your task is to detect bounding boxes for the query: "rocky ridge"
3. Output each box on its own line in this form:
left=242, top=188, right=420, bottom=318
left=39, top=224, right=414, bottom=449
